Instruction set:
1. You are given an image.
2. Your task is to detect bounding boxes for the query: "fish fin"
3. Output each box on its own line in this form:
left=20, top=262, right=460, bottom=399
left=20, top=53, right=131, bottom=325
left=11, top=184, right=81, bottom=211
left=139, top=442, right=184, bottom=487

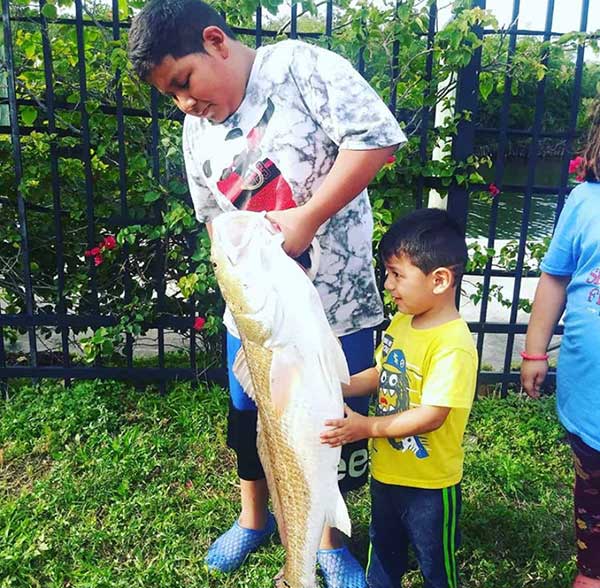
left=325, top=491, right=352, bottom=537
left=319, top=334, right=350, bottom=387
left=328, top=333, right=350, bottom=385
left=269, top=347, right=302, bottom=417
left=232, top=346, right=257, bottom=401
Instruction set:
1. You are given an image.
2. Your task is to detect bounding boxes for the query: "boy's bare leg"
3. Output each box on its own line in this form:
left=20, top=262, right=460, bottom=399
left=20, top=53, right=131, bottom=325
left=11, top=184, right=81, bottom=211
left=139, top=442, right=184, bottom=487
left=239, top=478, right=269, bottom=529
left=319, top=526, right=343, bottom=550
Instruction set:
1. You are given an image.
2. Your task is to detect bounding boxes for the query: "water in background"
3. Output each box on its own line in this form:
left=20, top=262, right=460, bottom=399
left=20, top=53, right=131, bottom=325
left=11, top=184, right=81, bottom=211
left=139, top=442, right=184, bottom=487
left=470, top=158, right=563, bottom=240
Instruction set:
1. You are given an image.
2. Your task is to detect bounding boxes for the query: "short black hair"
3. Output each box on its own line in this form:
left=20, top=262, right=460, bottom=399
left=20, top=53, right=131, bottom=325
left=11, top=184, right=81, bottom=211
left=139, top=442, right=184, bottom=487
left=379, top=208, right=468, bottom=279
left=128, top=0, right=236, bottom=80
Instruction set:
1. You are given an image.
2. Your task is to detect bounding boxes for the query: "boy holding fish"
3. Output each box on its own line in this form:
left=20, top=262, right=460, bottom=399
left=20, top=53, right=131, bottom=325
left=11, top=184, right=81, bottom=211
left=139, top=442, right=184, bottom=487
left=128, top=1, right=405, bottom=586
left=321, top=208, right=477, bottom=588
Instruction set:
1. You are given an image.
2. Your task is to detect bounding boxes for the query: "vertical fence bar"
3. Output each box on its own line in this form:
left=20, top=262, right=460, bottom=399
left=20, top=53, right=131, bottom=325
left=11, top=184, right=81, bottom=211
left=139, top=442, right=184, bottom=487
left=112, top=0, right=133, bottom=368
left=290, top=1, right=298, bottom=40
left=475, top=0, right=520, bottom=383
left=74, top=0, right=99, bottom=315
left=555, top=0, right=589, bottom=219
left=2, top=0, right=38, bottom=370
left=325, top=0, right=333, bottom=47
left=40, top=0, right=70, bottom=381
left=357, top=9, right=366, bottom=78
left=447, top=0, right=486, bottom=235
left=502, top=0, right=555, bottom=395
left=1, top=10, right=9, bottom=397
left=187, top=233, right=197, bottom=377
left=255, top=3, right=262, bottom=48
left=415, top=1, right=437, bottom=210
left=150, top=87, right=166, bottom=392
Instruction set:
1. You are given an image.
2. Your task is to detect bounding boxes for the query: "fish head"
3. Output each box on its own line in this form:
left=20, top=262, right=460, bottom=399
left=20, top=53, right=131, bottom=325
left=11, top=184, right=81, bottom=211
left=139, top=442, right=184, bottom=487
left=211, top=211, right=283, bottom=332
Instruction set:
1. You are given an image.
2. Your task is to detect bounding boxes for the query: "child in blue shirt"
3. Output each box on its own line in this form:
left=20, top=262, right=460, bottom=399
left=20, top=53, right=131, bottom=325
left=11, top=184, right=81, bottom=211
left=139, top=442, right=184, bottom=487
left=521, top=103, right=600, bottom=588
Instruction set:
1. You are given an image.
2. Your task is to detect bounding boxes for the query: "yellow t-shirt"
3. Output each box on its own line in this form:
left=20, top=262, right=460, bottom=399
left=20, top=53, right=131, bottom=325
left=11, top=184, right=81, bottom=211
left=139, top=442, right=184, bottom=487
left=371, top=312, right=477, bottom=489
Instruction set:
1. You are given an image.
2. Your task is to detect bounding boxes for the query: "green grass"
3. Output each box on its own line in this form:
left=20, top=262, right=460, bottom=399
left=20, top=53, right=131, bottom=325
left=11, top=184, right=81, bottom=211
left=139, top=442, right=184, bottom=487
left=0, top=382, right=575, bottom=587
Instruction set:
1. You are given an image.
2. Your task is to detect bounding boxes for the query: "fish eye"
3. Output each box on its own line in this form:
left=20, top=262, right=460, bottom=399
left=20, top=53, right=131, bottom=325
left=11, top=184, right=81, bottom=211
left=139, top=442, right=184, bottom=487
left=380, top=372, right=388, bottom=384
left=389, top=374, right=398, bottom=387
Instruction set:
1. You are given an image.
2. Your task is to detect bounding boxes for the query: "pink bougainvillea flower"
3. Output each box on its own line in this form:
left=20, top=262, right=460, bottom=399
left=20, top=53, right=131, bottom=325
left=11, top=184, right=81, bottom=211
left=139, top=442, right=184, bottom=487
left=84, top=246, right=101, bottom=258
left=193, top=316, right=206, bottom=331
left=102, top=235, right=117, bottom=250
left=93, top=253, right=103, bottom=267
left=386, top=155, right=396, bottom=164
left=569, top=156, right=584, bottom=175
left=488, top=183, right=501, bottom=198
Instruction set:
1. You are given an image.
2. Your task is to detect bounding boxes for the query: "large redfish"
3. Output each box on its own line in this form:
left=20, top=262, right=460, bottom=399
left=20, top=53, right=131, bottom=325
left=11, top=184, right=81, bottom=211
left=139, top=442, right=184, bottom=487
left=211, top=210, right=351, bottom=588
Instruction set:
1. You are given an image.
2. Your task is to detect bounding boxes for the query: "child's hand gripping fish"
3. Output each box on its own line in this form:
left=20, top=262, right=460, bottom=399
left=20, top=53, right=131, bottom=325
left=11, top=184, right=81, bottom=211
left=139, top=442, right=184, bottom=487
left=211, top=210, right=352, bottom=588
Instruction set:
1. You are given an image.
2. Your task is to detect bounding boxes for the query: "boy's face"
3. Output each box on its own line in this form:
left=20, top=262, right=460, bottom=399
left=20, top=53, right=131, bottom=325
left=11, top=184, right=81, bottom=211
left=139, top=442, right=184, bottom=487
left=384, top=253, right=435, bottom=316
left=148, top=27, right=246, bottom=124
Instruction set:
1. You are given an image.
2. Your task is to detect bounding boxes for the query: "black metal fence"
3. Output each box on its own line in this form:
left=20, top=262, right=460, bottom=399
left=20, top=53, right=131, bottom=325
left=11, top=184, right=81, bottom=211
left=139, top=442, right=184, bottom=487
left=0, top=0, right=593, bottom=394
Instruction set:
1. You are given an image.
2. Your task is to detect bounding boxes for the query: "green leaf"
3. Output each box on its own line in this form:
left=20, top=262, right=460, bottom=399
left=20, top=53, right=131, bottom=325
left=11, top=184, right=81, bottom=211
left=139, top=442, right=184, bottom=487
left=23, top=40, right=36, bottom=60
left=41, top=3, right=58, bottom=19
left=118, top=0, right=128, bottom=20
left=479, top=73, right=494, bottom=101
left=21, top=107, right=38, bottom=126
left=143, top=191, right=161, bottom=203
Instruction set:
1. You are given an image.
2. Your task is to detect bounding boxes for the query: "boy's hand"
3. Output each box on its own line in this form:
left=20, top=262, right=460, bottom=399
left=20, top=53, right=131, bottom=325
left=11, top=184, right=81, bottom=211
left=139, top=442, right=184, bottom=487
left=520, top=360, right=548, bottom=399
left=266, top=206, right=320, bottom=258
left=320, top=404, right=370, bottom=447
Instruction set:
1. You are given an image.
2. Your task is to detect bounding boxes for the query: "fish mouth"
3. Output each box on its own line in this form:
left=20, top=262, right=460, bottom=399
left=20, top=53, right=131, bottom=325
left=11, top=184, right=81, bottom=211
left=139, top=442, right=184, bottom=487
left=214, top=213, right=261, bottom=264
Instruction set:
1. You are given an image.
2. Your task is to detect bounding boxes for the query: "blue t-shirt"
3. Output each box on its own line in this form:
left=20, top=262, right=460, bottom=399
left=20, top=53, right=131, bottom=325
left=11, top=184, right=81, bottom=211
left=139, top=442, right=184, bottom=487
left=540, top=181, right=600, bottom=451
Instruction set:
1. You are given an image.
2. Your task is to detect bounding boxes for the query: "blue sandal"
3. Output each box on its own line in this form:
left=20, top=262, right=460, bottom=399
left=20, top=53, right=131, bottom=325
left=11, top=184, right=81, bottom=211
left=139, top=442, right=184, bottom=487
left=317, top=546, right=367, bottom=588
left=205, top=513, right=276, bottom=573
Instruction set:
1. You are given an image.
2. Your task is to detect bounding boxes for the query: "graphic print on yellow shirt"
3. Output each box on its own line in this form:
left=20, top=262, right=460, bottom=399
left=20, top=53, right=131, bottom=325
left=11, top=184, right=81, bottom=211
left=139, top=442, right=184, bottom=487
left=372, top=313, right=477, bottom=489
left=376, top=347, right=429, bottom=459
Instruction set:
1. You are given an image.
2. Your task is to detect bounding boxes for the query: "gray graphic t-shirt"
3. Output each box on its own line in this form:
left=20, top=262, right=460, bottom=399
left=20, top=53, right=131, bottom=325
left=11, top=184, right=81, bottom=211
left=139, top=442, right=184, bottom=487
left=183, top=40, right=406, bottom=336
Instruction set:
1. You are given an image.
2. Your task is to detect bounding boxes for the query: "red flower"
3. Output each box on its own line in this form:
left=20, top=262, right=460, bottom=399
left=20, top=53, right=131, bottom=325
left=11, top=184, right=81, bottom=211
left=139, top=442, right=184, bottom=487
left=102, top=235, right=117, bottom=250
left=84, top=246, right=101, bottom=257
left=386, top=155, right=396, bottom=165
left=569, top=156, right=584, bottom=175
left=94, top=253, right=103, bottom=267
left=193, top=317, right=206, bottom=331
left=488, top=183, right=501, bottom=198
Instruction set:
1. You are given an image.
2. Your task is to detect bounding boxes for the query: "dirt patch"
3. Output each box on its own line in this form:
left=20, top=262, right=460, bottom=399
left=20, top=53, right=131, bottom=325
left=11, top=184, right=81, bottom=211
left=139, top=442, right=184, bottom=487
left=0, top=452, right=53, bottom=498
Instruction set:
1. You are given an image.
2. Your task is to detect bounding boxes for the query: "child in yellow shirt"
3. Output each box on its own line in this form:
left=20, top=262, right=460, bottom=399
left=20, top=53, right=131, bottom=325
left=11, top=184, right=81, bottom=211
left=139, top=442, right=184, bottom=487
left=321, top=208, right=477, bottom=588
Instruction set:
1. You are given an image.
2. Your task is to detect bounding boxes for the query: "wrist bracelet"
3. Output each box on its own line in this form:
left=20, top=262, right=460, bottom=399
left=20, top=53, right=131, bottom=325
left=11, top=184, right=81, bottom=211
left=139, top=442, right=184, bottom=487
left=520, top=351, right=549, bottom=361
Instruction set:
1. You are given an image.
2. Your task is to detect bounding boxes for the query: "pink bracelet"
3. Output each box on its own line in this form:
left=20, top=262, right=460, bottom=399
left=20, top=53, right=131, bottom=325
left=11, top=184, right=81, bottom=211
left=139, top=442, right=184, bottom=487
left=520, top=351, right=549, bottom=361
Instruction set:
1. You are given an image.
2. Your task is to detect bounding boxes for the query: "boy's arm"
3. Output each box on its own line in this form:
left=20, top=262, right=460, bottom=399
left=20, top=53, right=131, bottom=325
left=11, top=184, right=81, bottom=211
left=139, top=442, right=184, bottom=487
left=267, top=146, right=398, bottom=257
left=521, top=272, right=569, bottom=398
left=342, top=366, right=379, bottom=398
left=320, top=404, right=450, bottom=448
